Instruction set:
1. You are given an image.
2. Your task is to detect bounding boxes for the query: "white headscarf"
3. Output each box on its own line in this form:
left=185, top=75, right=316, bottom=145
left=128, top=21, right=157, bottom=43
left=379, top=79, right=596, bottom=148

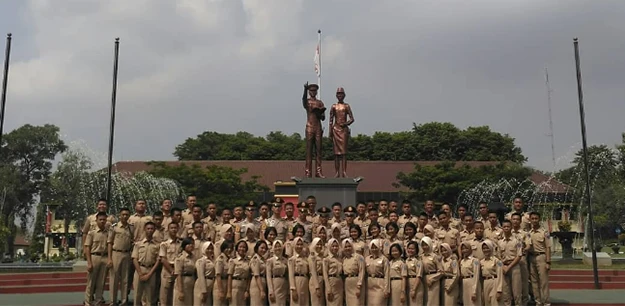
left=292, top=237, right=305, bottom=255
left=201, top=241, right=214, bottom=258
left=420, top=236, right=433, bottom=254
left=331, top=223, right=342, bottom=238
left=341, top=238, right=353, bottom=250
left=369, top=238, right=383, bottom=252
left=221, top=224, right=233, bottom=236
left=440, top=242, right=452, bottom=258
left=309, top=237, right=322, bottom=254
left=327, top=238, right=340, bottom=250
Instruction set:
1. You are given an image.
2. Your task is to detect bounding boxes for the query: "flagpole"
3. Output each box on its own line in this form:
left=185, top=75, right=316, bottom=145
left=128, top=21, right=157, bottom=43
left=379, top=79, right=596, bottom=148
left=317, top=29, right=321, bottom=100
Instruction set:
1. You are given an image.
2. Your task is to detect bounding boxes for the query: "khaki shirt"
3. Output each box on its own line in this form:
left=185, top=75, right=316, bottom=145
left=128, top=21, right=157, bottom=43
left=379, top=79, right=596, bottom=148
left=264, top=216, right=288, bottom=242
left=85, top=227, right=109, bottom=254
left=295, top=219, right=313, bottom=243
left=505, top=211, right=531, bottom=231
left=398, top=215, right=417, bottom=228
left=228, top=255, right=251, bottom=280
left=181, top=208, right=194, bottom=224
left=107, top=222, right=134, bottom=252
left=436, top=226, right=460, bottom=251
left=82, top=213, right=116, bottom=234
left=497, top=235, right=522, bottom=264
left=480, top=257, right=503, bottom=293
left=485, top=226, right=503, bottom=241
left=529, top=228, right=551, bottom=254
left=131, top=238, right=160, bottom=267
left=128, top=214, right=152, bottom=242
left=459, top=230, right=476, bottom=243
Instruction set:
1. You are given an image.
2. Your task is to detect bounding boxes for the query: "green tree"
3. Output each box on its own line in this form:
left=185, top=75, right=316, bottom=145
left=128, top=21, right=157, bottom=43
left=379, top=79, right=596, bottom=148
left=396, top=161, right=533, bottom=204
left=147, top=162, right=268, bottom=210
left=40, top=150, right=94, bottom=253
left=0, top=124, right=66, bottom=256
left=172, top=122, right=526, bottom=163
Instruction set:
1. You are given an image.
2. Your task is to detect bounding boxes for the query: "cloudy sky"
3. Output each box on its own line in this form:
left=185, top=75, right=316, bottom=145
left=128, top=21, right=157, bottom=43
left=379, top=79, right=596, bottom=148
left=1, top=0, right=624, bottom=171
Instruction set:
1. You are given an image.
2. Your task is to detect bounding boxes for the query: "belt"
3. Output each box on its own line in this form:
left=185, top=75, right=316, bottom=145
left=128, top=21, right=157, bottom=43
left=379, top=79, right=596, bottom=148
left=407, top=275, right=418, bottom=279
left=232, top=276, right=248, bottom=281
left=294, top=273, right=309, bottom=277
left=426, top=271, right=438, bottom=275
left=181, top=272, right=194, bottom=277
left=91, top=252, right=107, bottom=256
left=271, top=275, right=286, bottom=278
left=531, top=252, right=545, bottom=255
left=369, top=275, right=384, bottom=279
left=443, top=276, right=454, bottom=279
left=113, top=249, right=130, bottom=253
left=345, top=274, right=358, bottom=278
left=462, top=275, right=474, bottom=279
left=205, top=276, right=215, bottom=279
left=140, top=263, right=154, bottom=268
left=220, top=276, right=228, bottom=280
left=391, top=277, right=402, bottom=281
left=483, top=275, right=497, bottom=280
left=327, top=274, right=339, bottom=278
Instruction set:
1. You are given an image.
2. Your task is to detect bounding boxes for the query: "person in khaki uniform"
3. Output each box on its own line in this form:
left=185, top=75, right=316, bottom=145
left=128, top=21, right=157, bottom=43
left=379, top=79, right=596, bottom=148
left=498, top=220, right=523, bottom=306
left=267, top=240, right=289, bottom=306
left=159, top=222, right=182, bottom=306
left=342, top=239, right=365, bottom=306
left=405, top=240, right=424, bottom=305
left=107, top=208, right=134, bottom=306
left=440, top=243, right=459, bottom=306
left=480, top=240, right=504, bottom=305
left=469, top=221, right=487, bottom=260
left=250, top=240, right=269, bottom=306
left=459, top=214, right=476, bottom=243
left=366, top=239, right=390, bottom=306
left=214, top=241, right=234, bottom=306
left=129, top=200, right=153, bottom=242
left=436, top=212, right=461, bottom=255
left=132, top=221, right=161, bottom=306
left=485, top=212, right=503, bottom=241
left=329, top=202, right=343, bottom=226
left=322, top=238, right=343, bottom=306
left=288, top=237, right=310, bottom=306
left=504, top=198, right=531, bottom=231
left=82, top=199, right=117, bottom=250
left=174, top=238, right=196, bottom=306
left=228, top=240, right=252, bottom=306
left=181, top=195, right=198, bottom=224
left=528, top=212, right=551, bottom=306
left=511, top=212, right=532, bottom=306
left=420, top=237, right=444, bottom=306
left=84, top=212, right=110, bottom=306
left=389, top=243, right=407, bottom=306
left=308, top=238, right=326, bottom=306
left=194, top=241, right=216, bottom=306
left=459, top=241, right=482, bottom=306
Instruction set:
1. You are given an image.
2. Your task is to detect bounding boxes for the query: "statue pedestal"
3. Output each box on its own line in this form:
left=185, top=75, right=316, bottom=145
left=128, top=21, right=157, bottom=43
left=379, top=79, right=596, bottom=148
left=296, top=178, right=360, bottom=208
left=552, top=231, right=578, bottom=260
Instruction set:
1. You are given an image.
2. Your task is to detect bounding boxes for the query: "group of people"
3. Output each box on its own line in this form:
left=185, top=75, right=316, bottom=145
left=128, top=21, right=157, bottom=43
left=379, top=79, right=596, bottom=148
left=82, top=195, right=551, bottom=306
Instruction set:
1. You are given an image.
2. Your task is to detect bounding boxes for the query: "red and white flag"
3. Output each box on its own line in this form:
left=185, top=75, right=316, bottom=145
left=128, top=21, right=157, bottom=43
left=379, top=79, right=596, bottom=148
left=314, top=44, right=320, bottom=77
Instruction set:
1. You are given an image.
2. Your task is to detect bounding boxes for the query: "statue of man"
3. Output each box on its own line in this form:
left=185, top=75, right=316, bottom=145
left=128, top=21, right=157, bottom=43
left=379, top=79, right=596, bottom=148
left=329, top=87, right=354, bottom=177
left=302, top=82, right=326, bottom=178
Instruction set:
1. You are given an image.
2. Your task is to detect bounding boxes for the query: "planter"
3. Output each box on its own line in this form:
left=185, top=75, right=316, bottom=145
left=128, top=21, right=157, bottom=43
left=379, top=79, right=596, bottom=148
left=552, top=231, right=577, bottom=259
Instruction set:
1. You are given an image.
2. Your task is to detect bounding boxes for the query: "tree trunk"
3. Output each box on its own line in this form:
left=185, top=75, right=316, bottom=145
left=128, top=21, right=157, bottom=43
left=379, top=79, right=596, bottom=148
left=64, top=214, right=71, bottom=255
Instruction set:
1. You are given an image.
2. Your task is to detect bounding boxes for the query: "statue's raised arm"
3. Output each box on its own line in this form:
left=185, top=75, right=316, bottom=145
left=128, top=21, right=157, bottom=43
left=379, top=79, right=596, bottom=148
left=302, top=82, right=309, bottom=109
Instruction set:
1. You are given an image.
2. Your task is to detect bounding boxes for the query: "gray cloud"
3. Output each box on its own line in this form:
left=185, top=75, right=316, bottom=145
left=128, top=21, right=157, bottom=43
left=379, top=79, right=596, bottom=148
left=1, top=0, right=624, bottom=171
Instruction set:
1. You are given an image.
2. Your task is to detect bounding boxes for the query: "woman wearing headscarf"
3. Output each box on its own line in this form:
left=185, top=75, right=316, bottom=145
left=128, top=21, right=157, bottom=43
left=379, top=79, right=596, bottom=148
left=194, top=241, right=215, bottom=306
left=213, top=241, right=233, bottom=306
left=174, top=238, right=196, bottom=306
left=366, top=224, right=389, bottom=258
left=423, top=225, right=440, bottom=254
left=405, top=240, right=424, bottom=305
left=266, top=240, right=288, bottom=306
left=366, top=238, right=390, bottom=306
left=439, top=242, right=459, bottom=306
left=250, top=240, right=269, bottom=306
left=227, top=240, right=251, bottom=306
left=243, top=225, right=258, bottom=258
left=342, top=238, right=365, bottom=306
left=288, top=236, right=310, bottom=306
left=322, top=238, right=343, bottom=306
left=388, top=243, right=407, bottom=306
left=420, top=236, right=444, bottom=305
left=214, top=224, right=234, bottom=259
left=348, top=224, right=366, bottom=256
left=308, top=237, right=326, bottom=306
left=459, top=241, right=482, bottom=306
left=315, top=225, right=328, bottom=246
left=329, top=223, right=342, bottom=241
left=480, top=240, right=503, bottom=306
left=285, top=224, right=308, bottom=258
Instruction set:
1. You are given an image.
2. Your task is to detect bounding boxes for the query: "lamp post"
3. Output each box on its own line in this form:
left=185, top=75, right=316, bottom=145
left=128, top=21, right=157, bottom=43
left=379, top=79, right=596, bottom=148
left=573, top=37, right=599, bottom=290
left=106, top=38, right=120, bottom=204
left=0, top=33, right=12, bottom=155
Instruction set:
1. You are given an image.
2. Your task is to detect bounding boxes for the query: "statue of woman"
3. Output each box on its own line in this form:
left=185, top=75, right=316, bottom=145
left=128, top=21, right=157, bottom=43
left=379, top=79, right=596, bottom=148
left=329, top=87, right=355, bottom=177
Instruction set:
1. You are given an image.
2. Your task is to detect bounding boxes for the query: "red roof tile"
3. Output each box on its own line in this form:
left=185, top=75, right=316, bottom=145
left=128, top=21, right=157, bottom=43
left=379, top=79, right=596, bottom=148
left=111, top=160, right=569, bottom=194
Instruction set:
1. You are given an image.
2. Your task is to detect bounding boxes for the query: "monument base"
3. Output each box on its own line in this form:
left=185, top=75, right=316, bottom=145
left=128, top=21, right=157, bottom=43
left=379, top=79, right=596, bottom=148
left=296, top=178, right=361, bottom=208
left=72, top=260, right=88, bottom=272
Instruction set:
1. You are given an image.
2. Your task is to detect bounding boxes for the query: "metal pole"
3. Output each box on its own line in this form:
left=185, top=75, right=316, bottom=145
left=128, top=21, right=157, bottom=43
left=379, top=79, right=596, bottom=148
left=317, top=29, right=321, bottom=100
left=0, top=33, right=12, bottom=155
left=106, top=38, right=120, bottom=204
left=573, top=37, right=600, bottom=289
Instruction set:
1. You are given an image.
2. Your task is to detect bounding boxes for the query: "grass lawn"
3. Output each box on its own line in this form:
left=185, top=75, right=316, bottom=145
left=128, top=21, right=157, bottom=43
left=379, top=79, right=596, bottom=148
left=552, top=262, right=625, bottom=270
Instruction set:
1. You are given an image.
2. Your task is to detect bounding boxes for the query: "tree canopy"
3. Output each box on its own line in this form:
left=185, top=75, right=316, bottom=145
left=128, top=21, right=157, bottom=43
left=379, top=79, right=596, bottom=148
left=174, top=122, right=527, bottom=163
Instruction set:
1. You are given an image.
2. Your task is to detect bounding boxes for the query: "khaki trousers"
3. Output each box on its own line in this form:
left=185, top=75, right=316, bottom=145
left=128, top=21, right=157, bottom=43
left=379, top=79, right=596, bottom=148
left=84, top=254, right=108, bottom=305
left=519, top=257, right=529, bottom=306
left=159, top=269, right=175, bottom=306
left=133, top=265, right=156, bottom=306
left=529, top=254, right=550, bottom=305
left=109, top=251, right=131, bottom=304
left=503, top=264, right=522, bottom=306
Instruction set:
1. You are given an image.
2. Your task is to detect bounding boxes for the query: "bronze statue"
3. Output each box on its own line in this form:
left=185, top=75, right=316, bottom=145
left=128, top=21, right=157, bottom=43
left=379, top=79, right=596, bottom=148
left=329, top=87, right=354, bottom=177
left=302, top=82, right=326, bottom=178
